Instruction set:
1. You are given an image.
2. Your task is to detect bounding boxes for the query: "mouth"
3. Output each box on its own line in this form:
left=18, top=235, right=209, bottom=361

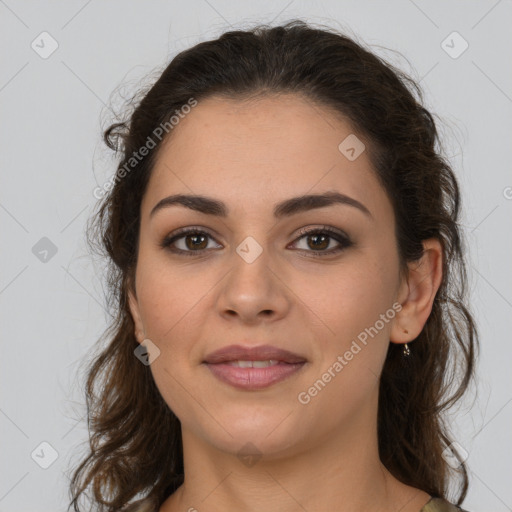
left=202, top=344, right=307, bottom=390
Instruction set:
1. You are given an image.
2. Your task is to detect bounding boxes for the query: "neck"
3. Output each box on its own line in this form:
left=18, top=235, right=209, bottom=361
left=160, top=403, right=430, bottom=512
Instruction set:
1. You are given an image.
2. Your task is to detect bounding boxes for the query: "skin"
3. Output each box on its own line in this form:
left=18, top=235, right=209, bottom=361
left=128, top=94, right=443, bottom=512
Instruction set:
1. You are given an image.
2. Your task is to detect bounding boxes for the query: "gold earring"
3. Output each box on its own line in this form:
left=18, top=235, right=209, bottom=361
left=402, top=328, right=410, bottom=356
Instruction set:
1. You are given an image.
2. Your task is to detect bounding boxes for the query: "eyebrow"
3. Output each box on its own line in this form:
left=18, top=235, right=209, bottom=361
left=149, top=191, right=372, bottom=220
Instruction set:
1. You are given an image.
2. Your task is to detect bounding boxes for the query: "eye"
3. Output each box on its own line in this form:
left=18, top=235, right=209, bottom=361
left=160, top=227, right=221, bottom=256
left=290, top=226, right=353, bottom=257
left=160, top=225, right=353, bottom=257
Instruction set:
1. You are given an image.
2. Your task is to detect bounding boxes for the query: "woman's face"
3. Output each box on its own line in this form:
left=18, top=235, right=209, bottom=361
left=128, top=93, right=410, bottom=458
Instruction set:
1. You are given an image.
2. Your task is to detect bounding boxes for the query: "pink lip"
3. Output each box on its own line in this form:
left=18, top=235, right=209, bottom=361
left=205, top=361, right=306, bottom=390
left=202, top=344, right=307, bottom=391
left=203, top=344, right=306, bottom=364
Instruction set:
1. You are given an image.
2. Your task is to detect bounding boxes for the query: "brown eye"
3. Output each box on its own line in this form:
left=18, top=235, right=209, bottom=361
left=160, top=228, right=221, bottom=256
left=183, top=233, right=209, bottom=250
left=291, top=226, right=353, bottom=257
left=305, top=233, right=330, bottom=250
left=160, top=225, right=353, bottom=258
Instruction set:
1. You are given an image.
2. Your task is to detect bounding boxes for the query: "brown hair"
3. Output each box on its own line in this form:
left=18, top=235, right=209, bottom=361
left=67, top=19, right=479, bottom=511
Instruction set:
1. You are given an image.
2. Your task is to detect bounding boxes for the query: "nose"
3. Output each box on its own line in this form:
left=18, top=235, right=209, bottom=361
left=215, top=245, right=290, bottom=325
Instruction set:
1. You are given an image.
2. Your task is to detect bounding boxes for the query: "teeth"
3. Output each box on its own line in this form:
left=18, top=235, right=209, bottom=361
left=252, top=360, right=279, bottom=368
left=227, top=360, right=280, bottom=368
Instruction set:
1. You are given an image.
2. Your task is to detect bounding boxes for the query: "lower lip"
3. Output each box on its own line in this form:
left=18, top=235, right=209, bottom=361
left=204, top=361, right=306, bottom=390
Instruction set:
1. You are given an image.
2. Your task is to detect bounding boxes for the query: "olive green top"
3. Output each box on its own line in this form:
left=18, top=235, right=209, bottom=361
left=421, top=496, right=470, bottom=511
left=120, top=495, right=470, bottom=511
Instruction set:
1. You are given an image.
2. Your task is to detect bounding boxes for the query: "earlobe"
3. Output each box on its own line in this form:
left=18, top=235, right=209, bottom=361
left=390, top=238, right=443, bottom=344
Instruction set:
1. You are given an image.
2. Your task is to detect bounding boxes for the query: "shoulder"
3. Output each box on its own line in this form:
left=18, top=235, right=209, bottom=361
left=421, top=496, right=471, bottom=512
left=118, top=496, right=158, bottom=512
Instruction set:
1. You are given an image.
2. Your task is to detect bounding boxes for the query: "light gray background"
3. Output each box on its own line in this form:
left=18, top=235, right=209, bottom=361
left=1, top=1, right=511, bottom=511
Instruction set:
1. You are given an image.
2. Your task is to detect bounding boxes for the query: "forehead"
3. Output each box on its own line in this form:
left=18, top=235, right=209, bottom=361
left=142, top=94, right=392, bottom=222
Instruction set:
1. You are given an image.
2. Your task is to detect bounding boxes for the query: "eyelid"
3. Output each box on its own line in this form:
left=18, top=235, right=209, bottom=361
left=294, top=225, right=349, bottom=240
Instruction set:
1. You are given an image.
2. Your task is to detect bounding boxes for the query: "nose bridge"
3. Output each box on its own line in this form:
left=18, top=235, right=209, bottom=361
left=228, top=234, right=272, bottom=292
left=225, top=205, right=274, bottom=265
left=235, top=234, right=266, bottom=265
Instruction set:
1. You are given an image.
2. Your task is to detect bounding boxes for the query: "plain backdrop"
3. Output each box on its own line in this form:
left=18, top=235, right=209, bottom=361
left=1, top=1, right=511, bottom=511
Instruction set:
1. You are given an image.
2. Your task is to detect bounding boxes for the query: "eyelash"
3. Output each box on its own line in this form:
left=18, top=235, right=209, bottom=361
left=160, top=225, right=353, bottom=258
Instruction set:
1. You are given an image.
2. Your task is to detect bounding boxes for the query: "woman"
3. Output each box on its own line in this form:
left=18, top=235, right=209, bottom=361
left=68, top=20, right=478, bottom=512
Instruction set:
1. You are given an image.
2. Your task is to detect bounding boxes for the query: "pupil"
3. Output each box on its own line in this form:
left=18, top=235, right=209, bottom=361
left=187, top=234, right=207, bottom=250
left=309, top=234, right=328, bottom=250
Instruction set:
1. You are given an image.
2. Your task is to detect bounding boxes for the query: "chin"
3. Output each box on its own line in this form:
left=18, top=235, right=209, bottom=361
left=200, top=412, right=306, bottom=459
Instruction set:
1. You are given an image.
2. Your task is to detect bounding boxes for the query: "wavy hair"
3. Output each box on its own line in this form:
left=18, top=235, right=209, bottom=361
left=67, top=19, right=479, bottom=511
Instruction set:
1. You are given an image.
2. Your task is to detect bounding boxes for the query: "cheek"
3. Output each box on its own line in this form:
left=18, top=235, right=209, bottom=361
left=292, top=270, right=395, bottom=431
left=296, top=257, right=398, bottom=415
left=135, top=250, right=202, bottom=340
left=299, top=257, right=397, bottom=346
left=133, top=252, right=215, bottom=412
left=136, top=269, right=207, bottom=423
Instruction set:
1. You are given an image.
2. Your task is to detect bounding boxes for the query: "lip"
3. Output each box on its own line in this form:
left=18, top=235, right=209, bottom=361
left=202, top=344, right=307, bottom=391
left=203, top=344, right=307, bottom=364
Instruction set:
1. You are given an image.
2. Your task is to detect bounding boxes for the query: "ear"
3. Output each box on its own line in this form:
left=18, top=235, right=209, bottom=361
left=126, top=274, right=145, bottom=344
left=390, top=238, right=443, bottom=344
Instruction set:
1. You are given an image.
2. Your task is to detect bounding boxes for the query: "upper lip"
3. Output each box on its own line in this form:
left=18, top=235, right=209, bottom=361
left=203, top=344, right=307, bottom=364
